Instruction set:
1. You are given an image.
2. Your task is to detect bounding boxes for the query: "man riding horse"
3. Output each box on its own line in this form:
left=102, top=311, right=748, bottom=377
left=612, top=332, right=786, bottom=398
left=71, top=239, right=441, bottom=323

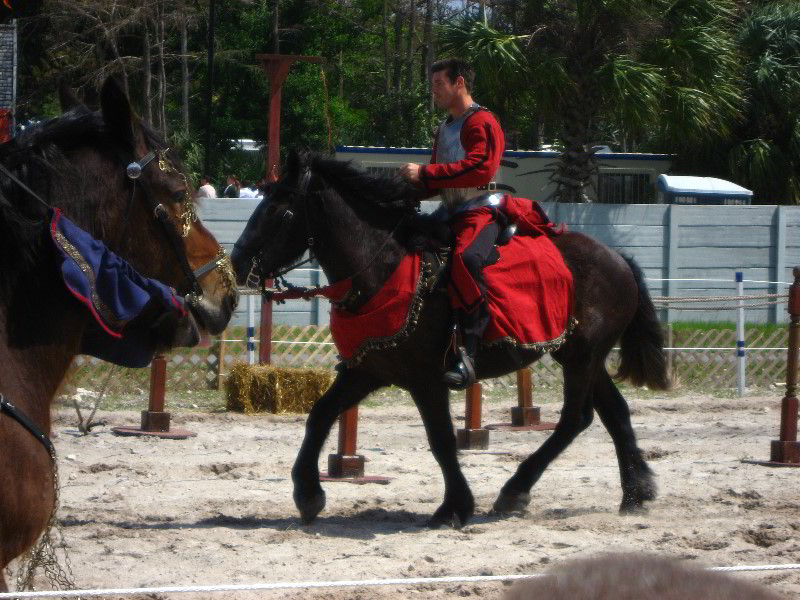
left=401, top=58, right=506, bottom=390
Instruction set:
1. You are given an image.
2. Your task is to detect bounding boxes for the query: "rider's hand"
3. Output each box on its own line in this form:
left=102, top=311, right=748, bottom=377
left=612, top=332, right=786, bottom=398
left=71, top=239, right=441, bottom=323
left=400, top=163, right=421, bottom=184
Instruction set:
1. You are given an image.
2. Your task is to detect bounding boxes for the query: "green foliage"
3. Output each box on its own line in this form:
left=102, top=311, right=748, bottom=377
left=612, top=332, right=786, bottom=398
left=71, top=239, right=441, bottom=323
left=16, top=0, right=800, bottom=204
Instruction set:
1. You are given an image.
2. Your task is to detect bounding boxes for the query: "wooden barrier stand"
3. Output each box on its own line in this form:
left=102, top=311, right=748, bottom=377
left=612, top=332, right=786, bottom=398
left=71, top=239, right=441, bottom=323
left=321, top=405, right=391, bottom=484
left=456, top=369, right=557, bottom=450
left=112, top=354, right=196, bottom=439
left=746, top=266, right=800, bottom=467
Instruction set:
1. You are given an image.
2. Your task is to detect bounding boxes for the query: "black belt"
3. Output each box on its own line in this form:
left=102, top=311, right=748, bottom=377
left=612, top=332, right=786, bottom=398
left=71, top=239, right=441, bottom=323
left=0, top=393, right=55, bottom=455
left=477, top=182, right=516, bottom=193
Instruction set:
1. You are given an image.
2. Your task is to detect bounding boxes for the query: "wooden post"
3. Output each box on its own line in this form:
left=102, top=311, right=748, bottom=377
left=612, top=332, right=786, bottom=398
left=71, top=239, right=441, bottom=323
left=511, top=369, right=540, bottom=426
left=112, top=354, right=195, bottom=439
left=745, top=266, right=800, bottom=466
left=141, top=354, right=170, bottom=431
left=769, top=267, right=800, bottom=464
left=457, top=382, right=489, bottom=449
left=327, top=405, right=365, bottom=477
left=486, top=369, right=556, bottom=432
left=255, top=54, right=325, bottom=366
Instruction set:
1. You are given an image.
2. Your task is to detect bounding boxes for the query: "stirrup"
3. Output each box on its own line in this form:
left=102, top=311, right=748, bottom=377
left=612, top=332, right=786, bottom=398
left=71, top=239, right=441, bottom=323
left=443, top=346, right=476, bottom=390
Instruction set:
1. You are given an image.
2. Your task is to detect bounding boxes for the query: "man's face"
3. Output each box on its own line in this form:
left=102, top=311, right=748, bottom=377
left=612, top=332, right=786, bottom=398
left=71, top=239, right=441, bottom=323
left=431, top=71, right=463, bottom=110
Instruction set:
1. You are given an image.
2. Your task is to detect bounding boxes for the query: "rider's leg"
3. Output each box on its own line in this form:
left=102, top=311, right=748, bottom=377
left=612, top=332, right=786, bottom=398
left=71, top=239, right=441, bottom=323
left=444, top=219, right=502, bottom=389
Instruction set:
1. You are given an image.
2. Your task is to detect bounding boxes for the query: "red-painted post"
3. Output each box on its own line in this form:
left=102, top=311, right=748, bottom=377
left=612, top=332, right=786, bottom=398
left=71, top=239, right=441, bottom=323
left=511, top=369, right=539, bottom=425
left=256, top=54, right=325, bottom=365
left=457, top=382, right=489, bottom=449
left=745, top=266, right=800, bottom=467
left=112, top=354, right=195, bottom=439
left=770, top=267, right=800, bottom=464
left=327, top=406, right=365, bottom=477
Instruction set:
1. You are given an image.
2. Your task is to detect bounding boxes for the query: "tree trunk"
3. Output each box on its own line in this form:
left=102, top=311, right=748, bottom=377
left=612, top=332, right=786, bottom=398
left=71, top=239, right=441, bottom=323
left=338, top=50, right=344, bottom=98
left=405, top=0, right=415, bottom=90
left=383, top=0, right=390, bottom=95
left=554, top=92, right=596, bottom=202
left=157, top=0, right=167, bottom=137
left=271, top=0, right=279, bottom=53
left=101, top=4, right=130, bottom=97
left=422, top=0, right=433, bottom=112
left=142, top=0, right=152, bottom=124
left=180, top=3, right=189, bottom=132
left=393, top=3, right=402, bottom=94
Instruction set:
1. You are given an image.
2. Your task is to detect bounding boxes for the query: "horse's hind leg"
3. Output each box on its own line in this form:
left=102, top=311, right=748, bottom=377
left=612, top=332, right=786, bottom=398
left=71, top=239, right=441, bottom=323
left=291, top=368, right=385, bottom=524
left=493, top=360, right=596, bottom=514
left=593, top=369, right=657, bottom=513
left=410, top=383, right=474, bottom=528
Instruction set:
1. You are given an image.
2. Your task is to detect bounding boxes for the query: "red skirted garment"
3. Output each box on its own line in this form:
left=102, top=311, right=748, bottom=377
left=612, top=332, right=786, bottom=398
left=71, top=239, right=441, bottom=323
left=329, top=197, right=573, bottom=362
left=330, top=252, right=422, bottom=361
left=483, top=234, right=573, bottom=346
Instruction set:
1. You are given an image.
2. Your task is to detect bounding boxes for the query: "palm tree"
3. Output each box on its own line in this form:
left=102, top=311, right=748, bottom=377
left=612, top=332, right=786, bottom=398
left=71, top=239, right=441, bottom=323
left=727, top=1, right=800, bottom=204
left=439, top=0, right=744, bottom=202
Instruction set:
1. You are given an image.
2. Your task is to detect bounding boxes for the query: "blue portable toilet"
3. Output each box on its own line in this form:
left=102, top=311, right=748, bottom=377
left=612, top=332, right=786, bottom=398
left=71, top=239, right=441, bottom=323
left=656, top=175, right=753, bottom=205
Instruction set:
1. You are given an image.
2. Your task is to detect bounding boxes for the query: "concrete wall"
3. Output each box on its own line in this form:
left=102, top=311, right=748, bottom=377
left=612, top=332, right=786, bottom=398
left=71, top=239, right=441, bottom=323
left=0, top=22, right=15, bottom=111
left=198, top=200, right=799, bottom=327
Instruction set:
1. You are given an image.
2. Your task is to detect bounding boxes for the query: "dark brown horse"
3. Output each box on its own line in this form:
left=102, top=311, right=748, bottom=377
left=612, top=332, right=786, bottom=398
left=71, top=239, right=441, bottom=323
left=0, top=78, right=237, bottom=591
left=231, top=150, right=669, bottom=528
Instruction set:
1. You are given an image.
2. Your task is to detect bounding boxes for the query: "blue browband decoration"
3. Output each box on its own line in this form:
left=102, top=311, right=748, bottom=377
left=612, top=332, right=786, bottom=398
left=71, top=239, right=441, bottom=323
left=50, top=208, right=188, bottom=368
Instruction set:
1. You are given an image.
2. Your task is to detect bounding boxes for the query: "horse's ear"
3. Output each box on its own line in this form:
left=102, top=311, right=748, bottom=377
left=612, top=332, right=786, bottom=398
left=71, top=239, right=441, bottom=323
left=58, top=79, right=83, bottom=112
left=286, top=149, right=301, bottom=182
left=100, top=77, right=135, bottom=149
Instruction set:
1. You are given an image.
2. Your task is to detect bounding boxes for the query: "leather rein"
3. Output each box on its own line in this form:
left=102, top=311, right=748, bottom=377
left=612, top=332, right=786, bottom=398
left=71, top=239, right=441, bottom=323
left=240, top=168, right=408, bottom=307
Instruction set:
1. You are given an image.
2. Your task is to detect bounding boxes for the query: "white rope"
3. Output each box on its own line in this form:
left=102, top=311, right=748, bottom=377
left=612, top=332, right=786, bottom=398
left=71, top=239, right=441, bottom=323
left=645, top=277, right=793, bottom=285
left=653, top=301, right=784, bottom=310
left=651, top=292, right=786, bottom=303
left=3, top=563, right=800, bottom=598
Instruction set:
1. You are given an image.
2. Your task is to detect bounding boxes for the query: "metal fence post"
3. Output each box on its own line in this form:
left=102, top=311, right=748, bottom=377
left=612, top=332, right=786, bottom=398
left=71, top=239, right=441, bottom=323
left=736, top=271, right=746, bottom=396
left=247, top=294, right=256, bottom=365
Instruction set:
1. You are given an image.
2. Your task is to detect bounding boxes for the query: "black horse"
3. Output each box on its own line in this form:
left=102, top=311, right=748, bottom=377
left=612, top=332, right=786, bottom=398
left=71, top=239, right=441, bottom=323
left=231, top=150, right=669, bottom=527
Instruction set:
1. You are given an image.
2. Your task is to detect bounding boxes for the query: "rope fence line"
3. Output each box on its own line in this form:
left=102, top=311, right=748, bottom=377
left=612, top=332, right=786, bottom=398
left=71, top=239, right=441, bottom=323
left=235, top=275, right=796, bottom=285
left=3, top=563, right=800, bottom=598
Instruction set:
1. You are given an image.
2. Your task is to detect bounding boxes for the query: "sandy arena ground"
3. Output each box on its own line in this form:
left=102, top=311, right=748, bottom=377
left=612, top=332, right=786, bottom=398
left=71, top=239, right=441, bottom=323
left=8, top=387, right=800, bottom=599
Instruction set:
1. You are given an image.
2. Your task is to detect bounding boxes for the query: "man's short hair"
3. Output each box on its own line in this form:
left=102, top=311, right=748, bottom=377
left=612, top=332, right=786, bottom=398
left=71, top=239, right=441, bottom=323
left=431, top=58, right=475, bottom=92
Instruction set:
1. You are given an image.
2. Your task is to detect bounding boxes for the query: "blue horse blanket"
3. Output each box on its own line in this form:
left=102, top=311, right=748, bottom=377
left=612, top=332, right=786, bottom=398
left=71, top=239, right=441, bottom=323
left=50, top=208, right=188, bottom=367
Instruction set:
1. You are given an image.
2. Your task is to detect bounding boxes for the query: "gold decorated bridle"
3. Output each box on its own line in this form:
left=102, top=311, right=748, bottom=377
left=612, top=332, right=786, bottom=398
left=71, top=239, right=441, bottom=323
left=125, top=148, right=237, bottom=303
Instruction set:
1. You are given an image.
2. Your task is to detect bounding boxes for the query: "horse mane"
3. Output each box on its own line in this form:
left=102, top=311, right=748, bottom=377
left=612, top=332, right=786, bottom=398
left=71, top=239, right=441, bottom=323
left=308, top=153, right=421, bottom=212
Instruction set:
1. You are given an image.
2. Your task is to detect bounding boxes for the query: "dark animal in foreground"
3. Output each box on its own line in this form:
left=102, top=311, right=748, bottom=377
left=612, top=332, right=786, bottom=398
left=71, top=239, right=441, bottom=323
left=0, top=79, right=237, bottom=591
left=503, top=553, right=786, bottom=600
left=231, top=150, right=670, bottom=527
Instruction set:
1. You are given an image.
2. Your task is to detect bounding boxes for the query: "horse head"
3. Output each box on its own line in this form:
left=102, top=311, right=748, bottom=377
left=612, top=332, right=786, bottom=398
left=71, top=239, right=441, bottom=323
left=46, top=78, right=238, bottom=347
left=230, top=149, right=317, bottom=286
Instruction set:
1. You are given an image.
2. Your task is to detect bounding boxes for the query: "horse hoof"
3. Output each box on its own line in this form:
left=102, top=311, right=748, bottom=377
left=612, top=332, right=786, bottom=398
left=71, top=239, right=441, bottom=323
left=295, top=490, right=326, bottom=524
left=492, top=490, right=531, bottom=514
left=427, top=503, right=472, bottom=529
left=619, top=500, right=649, bottom=515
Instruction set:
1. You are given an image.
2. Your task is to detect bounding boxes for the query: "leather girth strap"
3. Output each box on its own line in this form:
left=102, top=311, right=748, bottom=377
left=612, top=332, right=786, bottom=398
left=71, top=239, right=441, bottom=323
left=0, top=393, right=55, bottom=456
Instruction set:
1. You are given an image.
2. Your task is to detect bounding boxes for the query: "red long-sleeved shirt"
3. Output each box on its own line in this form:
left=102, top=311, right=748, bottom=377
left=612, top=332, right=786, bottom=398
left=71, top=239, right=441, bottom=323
left=419, top=108, right=505, bottom=207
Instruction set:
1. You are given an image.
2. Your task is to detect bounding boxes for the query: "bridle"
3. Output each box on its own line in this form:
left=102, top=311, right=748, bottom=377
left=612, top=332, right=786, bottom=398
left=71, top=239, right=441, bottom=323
left=240, top=167, right=408, bottom=300
left=240, top=168, right=317, bottom=288
left=125, top=148, right=236, bottom=303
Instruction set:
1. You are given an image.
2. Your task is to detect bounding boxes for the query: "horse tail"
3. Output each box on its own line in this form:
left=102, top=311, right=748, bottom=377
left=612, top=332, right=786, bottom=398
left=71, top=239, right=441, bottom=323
left=615, top=255, right=671, bottom=390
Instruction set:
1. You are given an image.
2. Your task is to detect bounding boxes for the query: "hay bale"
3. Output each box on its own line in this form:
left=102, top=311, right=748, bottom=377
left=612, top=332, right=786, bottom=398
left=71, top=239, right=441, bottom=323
left=225, top=363, right=334, bottom=414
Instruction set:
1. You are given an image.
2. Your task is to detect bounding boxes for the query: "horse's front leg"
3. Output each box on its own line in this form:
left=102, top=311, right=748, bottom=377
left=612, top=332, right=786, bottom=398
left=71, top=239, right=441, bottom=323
left=292, top=368, right=384, bottom=524
left=410, top=383, right=474, bottom=528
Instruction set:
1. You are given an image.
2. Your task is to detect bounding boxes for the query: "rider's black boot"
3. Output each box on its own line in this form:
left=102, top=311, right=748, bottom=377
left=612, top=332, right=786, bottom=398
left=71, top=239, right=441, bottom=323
left=443, top=333, right=479, bottom=390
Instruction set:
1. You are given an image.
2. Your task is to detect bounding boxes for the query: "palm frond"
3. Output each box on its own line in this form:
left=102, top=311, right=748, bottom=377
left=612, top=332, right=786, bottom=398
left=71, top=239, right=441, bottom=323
left=438, top=16, right=530, bottom=93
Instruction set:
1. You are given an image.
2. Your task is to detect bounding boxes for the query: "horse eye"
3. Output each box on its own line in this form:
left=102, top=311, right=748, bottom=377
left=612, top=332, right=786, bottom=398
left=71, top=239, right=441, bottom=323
left=171, top=190, right=186, bottom=203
